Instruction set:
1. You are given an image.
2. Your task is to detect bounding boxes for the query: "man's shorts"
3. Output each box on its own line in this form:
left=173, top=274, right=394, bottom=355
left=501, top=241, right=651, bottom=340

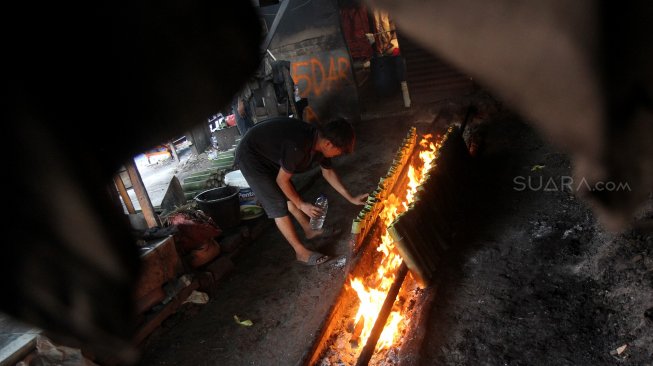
left=235, top=147, right=289, bottom=219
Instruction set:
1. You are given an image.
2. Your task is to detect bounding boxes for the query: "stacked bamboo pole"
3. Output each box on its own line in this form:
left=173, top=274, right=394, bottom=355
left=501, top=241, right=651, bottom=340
left=181, top=169, right=227, bottom=200
left=208, top=150, right=236, bottom=169
left=388, top=126, right=470, bottom=287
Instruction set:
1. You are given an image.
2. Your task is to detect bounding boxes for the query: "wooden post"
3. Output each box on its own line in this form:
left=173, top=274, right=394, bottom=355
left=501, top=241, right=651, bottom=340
left=355, top=263, right=409, bottom=366
left=113, top=174, right=136, bottom=214
left=167, top=141, right=179, bottom=163
left=126, top=160, right=161, bottom=228
left=186, top=131, right=199, bottom=156
left=282, top=67, right=298, bottom=117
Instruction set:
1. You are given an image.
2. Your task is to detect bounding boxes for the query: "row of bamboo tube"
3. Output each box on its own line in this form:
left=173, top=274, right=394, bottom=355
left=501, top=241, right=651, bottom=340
left=388, top=126, right=470, bottom=286
left=350, top=127, right=418, bottom=252
left=181, top=150, right=235, bottom=200
left=182, top=170, right=227, bottom=200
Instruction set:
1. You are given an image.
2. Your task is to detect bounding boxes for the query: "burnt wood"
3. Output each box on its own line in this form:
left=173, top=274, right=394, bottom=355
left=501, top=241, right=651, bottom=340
left=355, top=263, right=409, bottom=366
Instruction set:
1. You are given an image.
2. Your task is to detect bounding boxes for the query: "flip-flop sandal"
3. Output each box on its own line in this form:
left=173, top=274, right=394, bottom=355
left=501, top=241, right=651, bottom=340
left=296, top=251, right=331, bottom=266
left=306, top=226, right=343, bottom=242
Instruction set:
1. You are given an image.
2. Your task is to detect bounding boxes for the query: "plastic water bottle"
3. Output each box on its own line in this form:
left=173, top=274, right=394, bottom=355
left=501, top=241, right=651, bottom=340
left=294, top=84, right=301, bottom=102
left=211, top=134, right=218, bottom=149
left=309, top=194, right=328, bottom=231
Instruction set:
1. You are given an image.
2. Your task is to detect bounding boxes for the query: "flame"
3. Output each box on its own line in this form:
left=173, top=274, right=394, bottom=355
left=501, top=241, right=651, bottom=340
left=349, top=133, right=441, bottom=351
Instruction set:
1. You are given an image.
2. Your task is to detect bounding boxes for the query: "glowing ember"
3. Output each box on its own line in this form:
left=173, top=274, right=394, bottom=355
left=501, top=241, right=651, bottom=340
left=349, top=133, right=441, bottom=351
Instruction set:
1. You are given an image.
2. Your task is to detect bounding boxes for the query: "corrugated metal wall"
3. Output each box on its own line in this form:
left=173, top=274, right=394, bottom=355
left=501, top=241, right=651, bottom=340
left=398, top=33, right=474, bottom=104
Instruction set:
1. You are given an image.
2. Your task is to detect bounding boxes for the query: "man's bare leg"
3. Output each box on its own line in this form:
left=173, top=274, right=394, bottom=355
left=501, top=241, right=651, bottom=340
left=274, top=215, right=313, bottom=262
left=287, top=201, right=323, bottom=239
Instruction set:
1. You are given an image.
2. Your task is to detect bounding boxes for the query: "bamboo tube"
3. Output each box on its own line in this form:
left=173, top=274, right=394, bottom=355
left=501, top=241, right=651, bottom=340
left=181, top=179, right=213, bottom=192
left=183, top=173, right=214, bottom=183
left=216, top=151, right=234, bottom=158
left=394, top=219, right=432, bottom=278
left=353, top=126, right=420, bottom=254
left=417, top=187, right=451, bottom=250
left=407, top=198, right=438, bottom=252
left=359, top=219, right=367, bottom=235
left=208, top=157, right=234, bottom=164
left=393, top=238, right=428, bottom=287
left=215, top=157, right=233, bottom=164
left=424, top=171, right=455, bottom=217
left=351, top=219, right=361, bottom=234
left=412, top=200, right=450, bottom=253
left=208, top=160, right=234, bottom=167
left=406, top=202, right=443, bottom=265
left=184, top=190, right=202, bottom=200
left=188, top=169, right=217, bottom=178
left=398, top=208, right=437, bottom=276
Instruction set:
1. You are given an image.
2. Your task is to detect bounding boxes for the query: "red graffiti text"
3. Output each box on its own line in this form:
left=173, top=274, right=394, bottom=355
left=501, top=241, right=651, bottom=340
left=292, top=56, right=350, bottom=97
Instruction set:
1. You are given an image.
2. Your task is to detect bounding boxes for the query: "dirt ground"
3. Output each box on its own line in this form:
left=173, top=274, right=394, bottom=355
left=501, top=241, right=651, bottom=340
left=137, top=94, right=652, bottom=365
left=420, top=111, right=653, bottom=365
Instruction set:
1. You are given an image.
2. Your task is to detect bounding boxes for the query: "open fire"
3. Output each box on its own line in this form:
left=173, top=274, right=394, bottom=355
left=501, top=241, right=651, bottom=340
left=305, top=126, right=466, bottom=366
left=348, top=132, right=441, bottom=351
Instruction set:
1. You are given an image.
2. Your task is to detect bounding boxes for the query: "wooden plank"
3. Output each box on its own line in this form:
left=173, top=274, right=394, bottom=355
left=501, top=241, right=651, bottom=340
left=135, top=236, right=180, bottom=299
left=0, top=330, right=40, bottom=366
left=113, top=174, right=135, bottom=214
left=126, top=160, right=160, bottom=228
left=355, top=263, right=409, bottom=366
left=133, top=280, right=199, bottom=346
left=167, top=141, right=179, bottom=163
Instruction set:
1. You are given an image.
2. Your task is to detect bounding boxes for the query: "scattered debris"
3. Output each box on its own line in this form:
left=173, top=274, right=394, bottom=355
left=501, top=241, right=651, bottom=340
left=183, top=290, right=209, bottom=305
left=234, top=315, right=253, bottom=327
left=610, top=344, right=628, bottom=358
left=166, top=209, right=221, bottom=253
left=17, top=336, right=99, bottom=366
left=161, top=274, right=193, bottom=305
left=531, top=221, right=553, bottom=239
left=562, top=224, right=583, bottom=240
left=331, top=256, right=347, bottom=269
left=616, top=344, right=627, bottom=354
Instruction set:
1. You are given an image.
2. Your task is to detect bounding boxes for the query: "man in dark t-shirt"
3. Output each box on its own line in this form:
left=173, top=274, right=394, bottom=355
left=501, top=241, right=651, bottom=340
left=235, top=117, right=368, bottom=265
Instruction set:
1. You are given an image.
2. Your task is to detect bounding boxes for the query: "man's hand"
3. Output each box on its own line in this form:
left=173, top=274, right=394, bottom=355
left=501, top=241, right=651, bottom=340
left=349, top=193, right=369, bottom=205
left=299, top=201, right=322, bottom=219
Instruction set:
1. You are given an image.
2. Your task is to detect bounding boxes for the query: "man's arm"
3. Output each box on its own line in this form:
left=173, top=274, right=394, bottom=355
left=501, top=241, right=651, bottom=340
left=276, top=168, right=322, bottom=218
left=237, top=98, right=247, bottom=117
left=321, top=167, right=368, bottom=205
